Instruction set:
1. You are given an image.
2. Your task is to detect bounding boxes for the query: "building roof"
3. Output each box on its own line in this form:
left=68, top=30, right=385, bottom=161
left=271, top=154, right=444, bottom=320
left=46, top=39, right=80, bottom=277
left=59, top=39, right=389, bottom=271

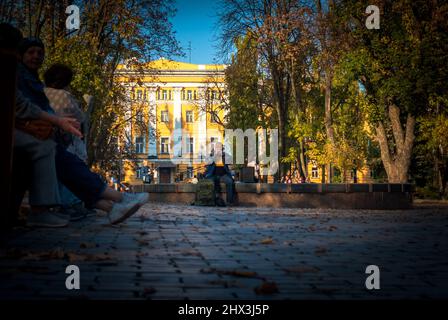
left=117, top=58, right=227, bottom=72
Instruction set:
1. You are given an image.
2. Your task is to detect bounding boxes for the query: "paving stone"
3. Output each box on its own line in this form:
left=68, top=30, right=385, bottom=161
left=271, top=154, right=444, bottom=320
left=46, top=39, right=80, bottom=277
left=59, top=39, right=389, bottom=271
left=1, top=204, right=447, bottom=299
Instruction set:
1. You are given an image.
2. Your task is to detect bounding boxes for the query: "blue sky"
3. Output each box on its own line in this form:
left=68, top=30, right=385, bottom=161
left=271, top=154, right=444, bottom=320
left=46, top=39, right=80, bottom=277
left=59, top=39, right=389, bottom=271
left=171, top=0, right=223, bottom=64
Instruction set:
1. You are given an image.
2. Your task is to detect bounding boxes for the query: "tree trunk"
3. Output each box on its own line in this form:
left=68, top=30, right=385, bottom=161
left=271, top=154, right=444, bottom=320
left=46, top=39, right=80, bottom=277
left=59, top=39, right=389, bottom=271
left=324, top=71, right=335, bottom=146
left=277, top=107, right=287, bottom=181
left=375, top=104, right=415, bottom=183
left=323, top=71, right=335, bottom=183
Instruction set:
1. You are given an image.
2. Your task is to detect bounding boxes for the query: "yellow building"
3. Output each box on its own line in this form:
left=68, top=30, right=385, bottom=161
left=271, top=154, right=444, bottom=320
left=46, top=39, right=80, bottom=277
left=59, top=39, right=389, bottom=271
left=116, top=59, right=377, bottom=185
left=116, top=59, right=227, bottom=184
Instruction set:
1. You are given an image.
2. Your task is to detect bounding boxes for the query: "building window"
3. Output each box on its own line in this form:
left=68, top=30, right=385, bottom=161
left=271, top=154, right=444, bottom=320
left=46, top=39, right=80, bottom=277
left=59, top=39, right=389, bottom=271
left=186, top=110, right=194, bottom=123
left=210, top=137, right=218, bottom=156
left=161, top=110, right=169, bottom=123
left=136, top=112, right=143, bottom=123
left=194, top=90, right=197, bottom=100
left=187, top=167, right=193, bottom=179
left=135, top=136, right=145, bottom=154
left=136, top=90, right=142, bottom=100
left=181, top=90, right=185, bottom=100
left=161, top=137, right=170, bottom=154
left=187, top=90, right=192, bottom=100
left=311, top=166, right=319, bottom=178
left=162, top=90, right=168, bottom=100
left=186, top=137, right=194, bottom=154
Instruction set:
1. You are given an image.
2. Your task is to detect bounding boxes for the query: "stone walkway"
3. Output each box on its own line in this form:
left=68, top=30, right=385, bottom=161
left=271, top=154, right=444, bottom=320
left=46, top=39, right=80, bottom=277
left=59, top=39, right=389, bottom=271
left=0, top=204, right=447, bottom=299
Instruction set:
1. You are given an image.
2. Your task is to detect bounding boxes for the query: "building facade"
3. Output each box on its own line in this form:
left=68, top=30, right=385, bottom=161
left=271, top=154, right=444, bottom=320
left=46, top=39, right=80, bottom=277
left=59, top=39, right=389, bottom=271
left=116, top=59, right=376, bottom=185
left=116, top=59, right=227, bottom=184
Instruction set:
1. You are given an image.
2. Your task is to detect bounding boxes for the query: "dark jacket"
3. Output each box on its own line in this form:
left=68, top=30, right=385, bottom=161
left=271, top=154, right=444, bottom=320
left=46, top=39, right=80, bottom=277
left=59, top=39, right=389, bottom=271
left=205, top=161, right=232, bottom=179
left=17, top=63, right=54, bottom=114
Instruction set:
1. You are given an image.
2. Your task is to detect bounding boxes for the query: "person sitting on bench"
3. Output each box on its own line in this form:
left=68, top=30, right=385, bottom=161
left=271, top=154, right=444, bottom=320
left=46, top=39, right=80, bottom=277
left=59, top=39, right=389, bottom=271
left=204, top=142, right=235, bottom=206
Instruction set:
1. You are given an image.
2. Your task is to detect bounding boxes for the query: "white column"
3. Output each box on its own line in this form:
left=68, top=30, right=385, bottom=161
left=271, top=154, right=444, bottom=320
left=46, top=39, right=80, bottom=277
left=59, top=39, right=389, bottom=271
left=172, top=87, right=183, bottom=159
left=196, top=87, right=207, bottom=164
left=124, top=84, right=133, bottom=145
left=147, top=87, right=157, bottom=157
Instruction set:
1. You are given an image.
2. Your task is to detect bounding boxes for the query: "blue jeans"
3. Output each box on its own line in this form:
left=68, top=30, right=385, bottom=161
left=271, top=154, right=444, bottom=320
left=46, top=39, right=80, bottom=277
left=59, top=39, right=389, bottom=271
left=210, top=175, right=235, bottom=204
left=55, top=144, right=106, bottom=208
left=58, top=182, right=82, bottom=207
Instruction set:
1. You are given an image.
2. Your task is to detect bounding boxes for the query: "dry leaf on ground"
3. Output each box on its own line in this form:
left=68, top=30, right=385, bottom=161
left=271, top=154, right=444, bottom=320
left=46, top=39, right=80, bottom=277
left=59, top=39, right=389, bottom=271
left=254, top=281, right=279, bottom=295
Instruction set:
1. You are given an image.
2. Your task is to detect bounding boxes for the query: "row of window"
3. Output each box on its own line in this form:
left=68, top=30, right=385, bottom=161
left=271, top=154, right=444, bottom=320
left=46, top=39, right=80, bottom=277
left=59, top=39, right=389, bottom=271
left=160, top=110, right=218, bottom=123
left=134, top=137, right=220, bottom=155
left=133, top=89, right=220, bottom=101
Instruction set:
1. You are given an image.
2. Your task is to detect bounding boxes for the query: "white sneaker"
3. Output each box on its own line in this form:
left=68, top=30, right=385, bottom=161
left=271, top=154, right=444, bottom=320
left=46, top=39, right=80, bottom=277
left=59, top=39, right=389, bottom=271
left=108, top=201, right=141, bottom=225
left=122, top=192, right=149, bottom=206
left=27, top=211, right=69, bottom=228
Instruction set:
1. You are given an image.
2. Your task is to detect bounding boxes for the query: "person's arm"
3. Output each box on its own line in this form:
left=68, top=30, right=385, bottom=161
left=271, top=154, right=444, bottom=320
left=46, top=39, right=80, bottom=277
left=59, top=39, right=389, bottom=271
left=15, top=90, right=42, bottom=119
left=38, top=111, right=83, bottom=138
left=16, top=90, right=82, bottom=138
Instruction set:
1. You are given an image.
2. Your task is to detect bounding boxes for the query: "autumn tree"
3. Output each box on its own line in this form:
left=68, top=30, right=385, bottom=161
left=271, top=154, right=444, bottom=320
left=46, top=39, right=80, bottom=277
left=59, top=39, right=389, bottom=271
left=338, top=0, right=448, bottom=183
left=1, top=0, right=182, bottom=177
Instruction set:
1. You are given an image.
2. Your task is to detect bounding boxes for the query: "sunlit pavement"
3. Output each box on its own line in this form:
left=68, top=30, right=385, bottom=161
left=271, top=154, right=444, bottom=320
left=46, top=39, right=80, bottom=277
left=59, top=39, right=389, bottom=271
left=0, top=204, right=447, bottom=299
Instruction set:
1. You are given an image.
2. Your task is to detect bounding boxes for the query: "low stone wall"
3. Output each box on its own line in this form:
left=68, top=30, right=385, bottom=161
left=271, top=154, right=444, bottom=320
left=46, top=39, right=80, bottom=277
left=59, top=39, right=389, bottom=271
left=131, top=183, right=413, bottom=209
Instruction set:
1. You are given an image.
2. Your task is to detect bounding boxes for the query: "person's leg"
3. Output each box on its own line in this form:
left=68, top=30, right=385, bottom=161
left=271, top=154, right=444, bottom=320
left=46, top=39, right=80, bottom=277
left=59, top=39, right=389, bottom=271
left=14, top=130, right=60, bottom=207
left=59, top=182, right=82, bottom=208
left=55, top=144, right=107, bottom=208
left=220, top=175, right=235, bottom=204
left=54, top=145, right=143, bottom=224
left=212, top=175, right=221, bottom=193
left=13, top=130, right=68, bottom=227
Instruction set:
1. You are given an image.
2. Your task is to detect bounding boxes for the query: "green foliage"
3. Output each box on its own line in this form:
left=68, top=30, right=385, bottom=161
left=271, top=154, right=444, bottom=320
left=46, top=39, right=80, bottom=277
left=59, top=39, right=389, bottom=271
left=224, top=35, right=274, bottom=131
left=2, top=0, right=182, bottom=177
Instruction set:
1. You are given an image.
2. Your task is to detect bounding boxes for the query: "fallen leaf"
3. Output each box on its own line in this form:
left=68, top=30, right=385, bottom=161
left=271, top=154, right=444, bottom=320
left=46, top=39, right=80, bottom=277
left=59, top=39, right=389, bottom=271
left=254, top=282, right=279, bottom=295
left=22, top=248, right=65, bottom=260
left=67, top=253, right=112, bottom=262
left=200, top=268, right=260, bottom=279
left=260, top=237, right=274, bottom=245
left=180, top=250, right=202, bottom=257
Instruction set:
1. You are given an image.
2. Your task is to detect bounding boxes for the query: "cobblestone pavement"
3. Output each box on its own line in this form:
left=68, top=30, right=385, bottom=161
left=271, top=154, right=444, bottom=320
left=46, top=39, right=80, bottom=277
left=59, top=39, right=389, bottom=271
left=1, top=204, right=447, bottom=300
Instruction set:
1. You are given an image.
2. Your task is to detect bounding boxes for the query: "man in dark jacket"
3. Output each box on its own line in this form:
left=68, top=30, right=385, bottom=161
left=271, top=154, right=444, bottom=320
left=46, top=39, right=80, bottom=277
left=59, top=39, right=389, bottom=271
left=204, top=142, right=235, bottom=205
